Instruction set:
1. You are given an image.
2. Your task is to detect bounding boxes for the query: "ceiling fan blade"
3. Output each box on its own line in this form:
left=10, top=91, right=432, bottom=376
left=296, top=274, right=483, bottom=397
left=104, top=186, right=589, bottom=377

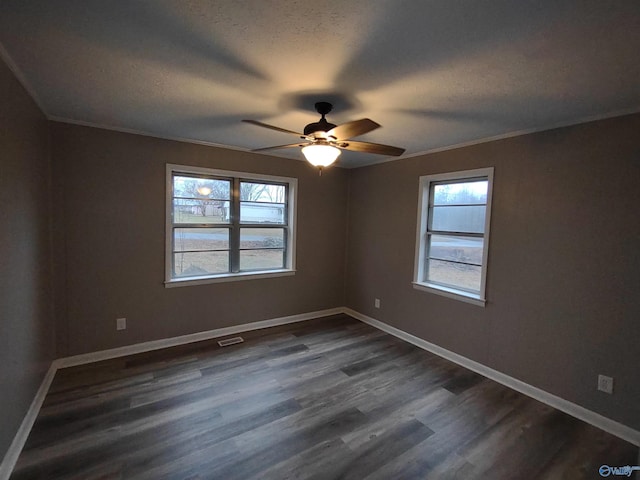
left=251, top=142, right=306, bottom=152
left=339, top=140, right=405, bottom=156
left=327, top=118, right=380, bottom=140
left=242, top=119, right=303, bottom=137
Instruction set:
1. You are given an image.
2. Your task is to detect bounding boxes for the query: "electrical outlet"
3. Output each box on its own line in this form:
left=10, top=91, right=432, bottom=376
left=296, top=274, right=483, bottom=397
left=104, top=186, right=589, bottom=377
left=374, top=298, right=380, bottom=309
left=597, top=374, right=613, bottom=394
left=116, top=317, right=127, bottom=331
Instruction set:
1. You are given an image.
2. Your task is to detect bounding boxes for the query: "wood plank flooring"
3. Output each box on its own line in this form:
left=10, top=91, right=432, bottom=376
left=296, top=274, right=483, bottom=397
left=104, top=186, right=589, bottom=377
left=10, top=314, right=639, bottom=479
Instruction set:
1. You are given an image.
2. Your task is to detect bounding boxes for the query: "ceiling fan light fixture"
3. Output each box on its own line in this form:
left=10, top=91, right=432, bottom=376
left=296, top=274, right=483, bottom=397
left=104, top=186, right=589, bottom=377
left=244, top=102, right=404, bottom=167
left=301, top=143, right=341, bottom=167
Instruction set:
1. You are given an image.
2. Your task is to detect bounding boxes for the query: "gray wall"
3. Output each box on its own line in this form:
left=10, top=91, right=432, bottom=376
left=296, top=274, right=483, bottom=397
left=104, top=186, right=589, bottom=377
left=346, top=113, right=640, bottom=430
left=2, top=49, right=638, bottom=461
left=0, top=60, right=55, bottom=458
left=51, top=123, right=349, bottom=356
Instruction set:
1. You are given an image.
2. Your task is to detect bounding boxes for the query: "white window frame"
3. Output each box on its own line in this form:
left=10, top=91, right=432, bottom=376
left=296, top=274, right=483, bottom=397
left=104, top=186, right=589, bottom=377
left=413, top=167, right=494, bottom=306
left=165, top=164, right=297, bottom=288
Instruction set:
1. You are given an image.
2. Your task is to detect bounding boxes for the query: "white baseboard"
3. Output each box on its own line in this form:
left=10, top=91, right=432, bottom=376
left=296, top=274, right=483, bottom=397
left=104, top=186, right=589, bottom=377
left=343, top=307, right=640, bottom=447
left=0, top=307, right=344, bottom=478
left=56, top=307, right=344, bottom=369
left=3, top=306, right=637, bottom=480
left=0, top=363, right=57, bottom=480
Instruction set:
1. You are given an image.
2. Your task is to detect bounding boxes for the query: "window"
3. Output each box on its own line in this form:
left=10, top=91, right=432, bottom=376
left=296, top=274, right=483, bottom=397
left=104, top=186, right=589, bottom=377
left=166, top=164, right=297, bottom=286
left=413, top=168, right=494, bottom=306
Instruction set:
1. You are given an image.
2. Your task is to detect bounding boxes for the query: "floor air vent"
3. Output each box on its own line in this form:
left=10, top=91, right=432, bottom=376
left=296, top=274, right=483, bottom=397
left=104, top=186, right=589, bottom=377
left=217, top=336, right=244, bottom=347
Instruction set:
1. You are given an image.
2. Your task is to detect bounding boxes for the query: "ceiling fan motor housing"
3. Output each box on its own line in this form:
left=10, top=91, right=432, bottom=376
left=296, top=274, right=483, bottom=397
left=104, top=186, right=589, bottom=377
left=304, top=119, right=337, bottom=136
left=304, top=102, right=337, bottom=136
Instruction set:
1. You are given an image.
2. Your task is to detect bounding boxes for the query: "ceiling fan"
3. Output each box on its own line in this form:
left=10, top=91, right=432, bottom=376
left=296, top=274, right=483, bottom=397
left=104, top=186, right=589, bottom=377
left=243, top=102, right=405, bottom=173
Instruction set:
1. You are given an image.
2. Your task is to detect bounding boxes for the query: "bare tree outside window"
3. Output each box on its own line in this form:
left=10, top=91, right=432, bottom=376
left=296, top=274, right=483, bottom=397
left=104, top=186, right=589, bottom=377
left=240, top=182, right=268, bottom=201
left=173, top=176, right=230, bottom=222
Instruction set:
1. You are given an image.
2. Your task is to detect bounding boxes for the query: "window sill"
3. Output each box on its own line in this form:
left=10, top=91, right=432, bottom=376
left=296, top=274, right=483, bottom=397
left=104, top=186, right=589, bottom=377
left=165, top=269, right=296, bottom=288
left=412, top=282, right=486, bottom=307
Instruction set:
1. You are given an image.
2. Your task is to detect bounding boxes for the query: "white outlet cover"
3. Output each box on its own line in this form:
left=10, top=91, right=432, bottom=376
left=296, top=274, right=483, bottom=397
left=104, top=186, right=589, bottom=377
left=116, top=318, right=127, bottom=330
left=374, top=299, right=380, bottom=308
left=597, top=374, right=613, bottom=394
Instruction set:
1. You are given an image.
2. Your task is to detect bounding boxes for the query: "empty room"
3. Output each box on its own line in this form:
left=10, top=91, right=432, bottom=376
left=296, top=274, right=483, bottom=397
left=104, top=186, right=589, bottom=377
left=1, top=1, right=639, bottom=479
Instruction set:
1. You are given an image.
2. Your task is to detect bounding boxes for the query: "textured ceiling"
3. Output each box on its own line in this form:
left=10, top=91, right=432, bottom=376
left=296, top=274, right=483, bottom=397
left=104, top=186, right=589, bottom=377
left=1, top=0, right=639, bottom=168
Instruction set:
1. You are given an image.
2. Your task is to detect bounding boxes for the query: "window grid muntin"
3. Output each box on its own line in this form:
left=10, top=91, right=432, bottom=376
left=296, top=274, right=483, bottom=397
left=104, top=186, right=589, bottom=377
left=171, top=173, right=233, bottom=276
left=172, top=173, right=232, bottom=228
left=239, top=227, right=286, bottom=250
left=172, top=251, right=231, bottom=278
left=424, top=176, right=489, bottom=295
left=239, top=179, right=288, bottom=226
left=171, top=173, right=291, bottom=278
left=424, top=259, right=483, bottom=294
left=238, top=225, right=287, bottom=272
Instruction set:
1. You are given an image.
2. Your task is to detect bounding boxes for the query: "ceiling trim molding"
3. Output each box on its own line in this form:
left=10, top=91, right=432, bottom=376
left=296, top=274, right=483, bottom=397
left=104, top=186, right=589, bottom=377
left=47, top=115, right=334, bottom=166
left=361, top=106, right=640, bottom=168
left=49, top=116, right=263, bottom=153
left=49, top=106, right=640, bottom=170
left=0, top=41, right=49, bottom=116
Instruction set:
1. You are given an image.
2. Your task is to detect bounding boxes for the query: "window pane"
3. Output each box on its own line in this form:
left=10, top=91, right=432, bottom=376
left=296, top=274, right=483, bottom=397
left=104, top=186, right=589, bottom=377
left=240, top=202, right=285, bottom=224
left=174, top=228, right=229, bottom=252
left=240, top=182, right=285, bottom=203
left=240, top=228, right=285, bottom=249
left=173, top=199, right=230, bottom=224
left=430, top=205, right=486, bottom=233
left=173, top=176, right=230, bottom=200
left=433, top=180, right=487, bottom=205
left=173, top=251, right=229, bottom=277
left=427, top=259, right=481, bottom=292
left=429, top=235, right=483, bottom=266
left=240, top=249, right=284, bottom=270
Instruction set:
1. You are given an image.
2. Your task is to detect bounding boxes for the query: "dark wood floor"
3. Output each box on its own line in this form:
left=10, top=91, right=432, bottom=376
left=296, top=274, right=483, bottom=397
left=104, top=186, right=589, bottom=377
left=11, top=314, right=638, bottom=479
